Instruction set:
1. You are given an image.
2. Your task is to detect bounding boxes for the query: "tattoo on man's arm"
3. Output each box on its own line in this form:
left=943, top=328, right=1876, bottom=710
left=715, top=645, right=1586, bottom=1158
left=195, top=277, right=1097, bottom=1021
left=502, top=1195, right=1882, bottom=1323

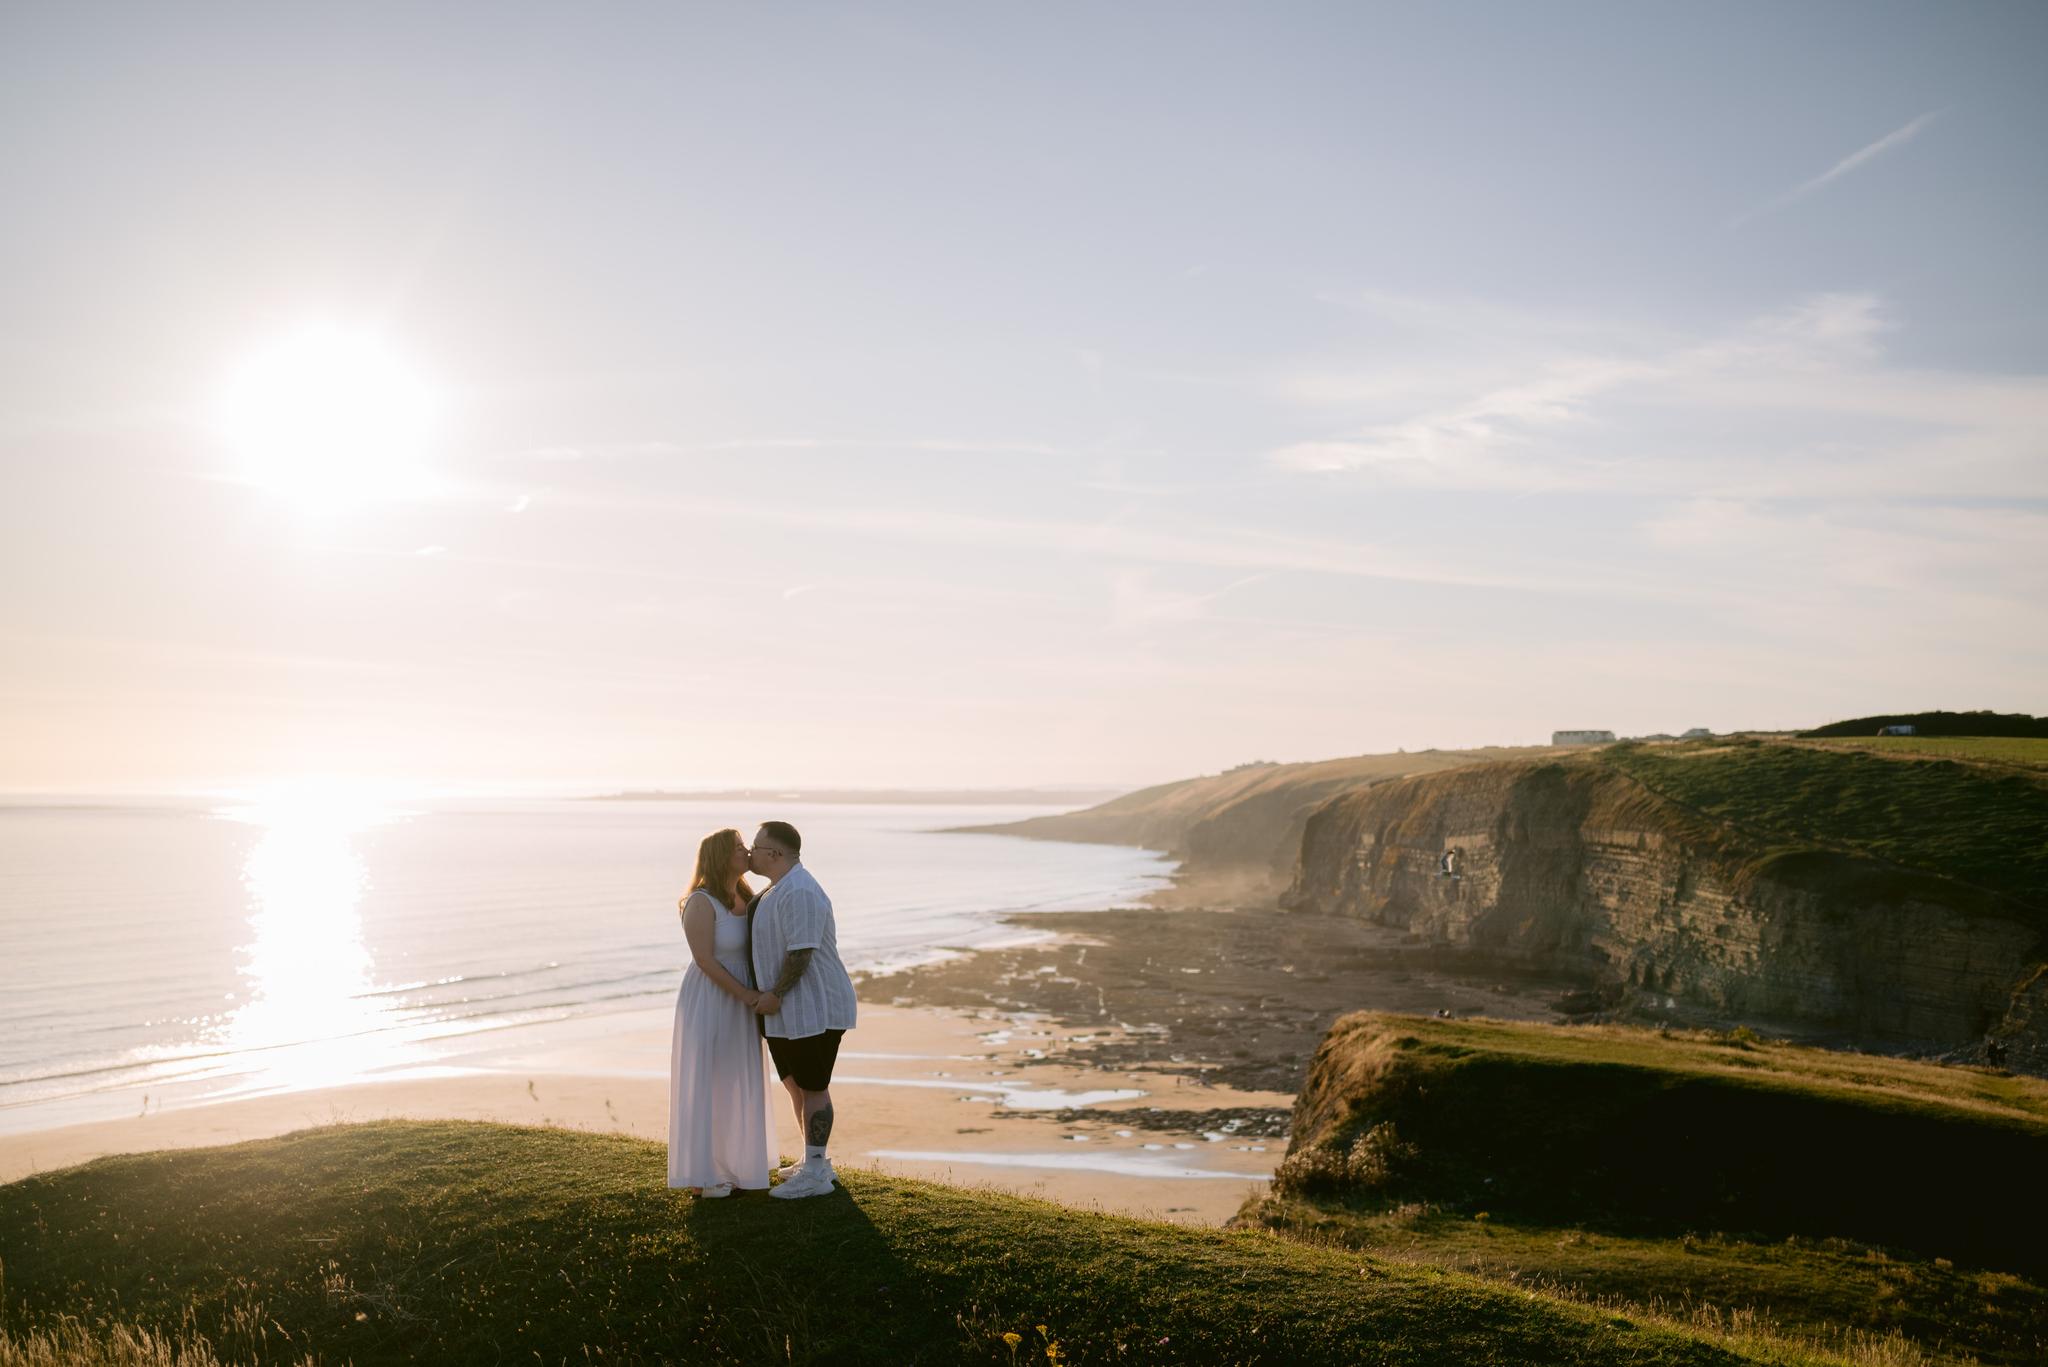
left=771, top=948, right=814, bottom=997
left=806, top=1102, right=833, bottom=1148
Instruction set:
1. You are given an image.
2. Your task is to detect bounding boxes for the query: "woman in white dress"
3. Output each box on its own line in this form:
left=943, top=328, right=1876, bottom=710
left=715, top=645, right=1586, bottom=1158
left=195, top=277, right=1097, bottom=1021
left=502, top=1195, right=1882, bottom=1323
left=668, top=827, right=775, bottom=1195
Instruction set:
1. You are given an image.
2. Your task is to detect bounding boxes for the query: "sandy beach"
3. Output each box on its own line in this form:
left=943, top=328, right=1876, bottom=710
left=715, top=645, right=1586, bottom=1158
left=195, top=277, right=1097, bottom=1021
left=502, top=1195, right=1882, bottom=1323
left=0, top=999, right=1286, bottom=1225
left=1, top=897, right=1581, bottom=1226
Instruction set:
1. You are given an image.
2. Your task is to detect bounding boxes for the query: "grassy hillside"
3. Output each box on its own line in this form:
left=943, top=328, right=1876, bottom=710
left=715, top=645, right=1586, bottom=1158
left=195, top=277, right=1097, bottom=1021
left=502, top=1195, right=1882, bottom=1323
left=1593, top=739, right=2048, bottom=911
left=1251, top=1013, right=2048, bottom=1365
left=1246, top=1200, right=2047, bottom=1367
left=1796, top=735, right=2048, bottom=768
left=0, top=1122, right=1827, bottom=1367
left=962, top=746, right=1553, bottom=879
left=1801, top=711, right=2048, bottom=740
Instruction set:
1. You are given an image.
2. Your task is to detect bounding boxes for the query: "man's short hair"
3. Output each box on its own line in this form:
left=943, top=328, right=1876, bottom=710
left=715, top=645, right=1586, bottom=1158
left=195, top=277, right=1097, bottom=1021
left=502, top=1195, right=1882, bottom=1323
left=757, top=820, right=802, bottom=857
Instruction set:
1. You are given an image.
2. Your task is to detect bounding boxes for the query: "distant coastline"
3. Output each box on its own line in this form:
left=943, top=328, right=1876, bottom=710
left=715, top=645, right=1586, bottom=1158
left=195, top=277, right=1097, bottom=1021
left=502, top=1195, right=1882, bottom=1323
left=585, top=787, right=1124, bottom=807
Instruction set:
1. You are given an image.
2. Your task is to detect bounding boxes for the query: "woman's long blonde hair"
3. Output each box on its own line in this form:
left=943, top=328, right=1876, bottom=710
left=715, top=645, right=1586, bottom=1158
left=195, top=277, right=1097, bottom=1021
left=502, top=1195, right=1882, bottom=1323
left=683, top=827, right=754, bottom=912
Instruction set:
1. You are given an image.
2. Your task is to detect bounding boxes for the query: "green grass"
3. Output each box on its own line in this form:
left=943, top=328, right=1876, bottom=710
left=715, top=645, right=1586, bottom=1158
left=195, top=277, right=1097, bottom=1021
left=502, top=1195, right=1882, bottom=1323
left=1261, top=1013, right=2048, bottom=1365
left=1277, top=1013, right=2048, bottom=1271
left=1800, top=712, right=2048, bottom=741
left=0, top=1121, right=1828, bottom=1367
left=1795, top=736, right=2048, bottom=769
left=1248, top=1202, right=2047, bottom=1366
left=1593, top=739, right=2048, bottom=908
left=1292, top=1010, right=2048, bottom=1128
left=0, top=1316, right=319, bottom=1366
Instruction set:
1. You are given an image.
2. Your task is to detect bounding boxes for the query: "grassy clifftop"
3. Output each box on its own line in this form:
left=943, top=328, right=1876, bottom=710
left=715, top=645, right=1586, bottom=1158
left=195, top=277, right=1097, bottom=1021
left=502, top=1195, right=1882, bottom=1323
left=1254, top=1013, right=2048, bottom=1364
left=0, top=1121, right=1817, bottom=1367
left=1279, top=1013, right=2048, bottom=1247
left=1800, top=711, right=2048, bottom=740
left=1592, top=738, right=2048, bottom=913
left=972, top=734, right=2048, bottom=916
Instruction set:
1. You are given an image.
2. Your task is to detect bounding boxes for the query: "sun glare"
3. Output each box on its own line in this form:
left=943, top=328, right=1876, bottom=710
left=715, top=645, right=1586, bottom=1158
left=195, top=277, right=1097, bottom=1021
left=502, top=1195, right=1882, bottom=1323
left=215, top=323, right=442, bottom=510
left=212, top=781, right=415, bottom=1091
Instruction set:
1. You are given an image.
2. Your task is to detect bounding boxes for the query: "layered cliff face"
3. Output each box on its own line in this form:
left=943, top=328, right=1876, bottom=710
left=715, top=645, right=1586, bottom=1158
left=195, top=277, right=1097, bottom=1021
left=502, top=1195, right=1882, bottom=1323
left=961, top=746, right=1556, bottom=887
left=1285, top=759, right=2046, bottom=1049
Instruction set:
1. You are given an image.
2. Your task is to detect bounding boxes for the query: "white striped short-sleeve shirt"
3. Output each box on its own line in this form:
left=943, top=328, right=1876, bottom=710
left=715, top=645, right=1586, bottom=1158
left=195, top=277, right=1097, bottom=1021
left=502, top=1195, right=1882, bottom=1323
left=749, top=862, right=857, bottom=1040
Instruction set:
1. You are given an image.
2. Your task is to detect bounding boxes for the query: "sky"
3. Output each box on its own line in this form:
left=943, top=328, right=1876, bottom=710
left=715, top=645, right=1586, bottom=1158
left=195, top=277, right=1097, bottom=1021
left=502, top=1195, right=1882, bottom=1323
left=2, top=1, right=2044, bottom=794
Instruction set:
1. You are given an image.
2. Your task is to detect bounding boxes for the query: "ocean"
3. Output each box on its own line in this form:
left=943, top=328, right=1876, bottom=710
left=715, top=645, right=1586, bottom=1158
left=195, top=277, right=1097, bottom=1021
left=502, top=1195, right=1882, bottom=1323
left=0, top=795, right=1173, bottom=1135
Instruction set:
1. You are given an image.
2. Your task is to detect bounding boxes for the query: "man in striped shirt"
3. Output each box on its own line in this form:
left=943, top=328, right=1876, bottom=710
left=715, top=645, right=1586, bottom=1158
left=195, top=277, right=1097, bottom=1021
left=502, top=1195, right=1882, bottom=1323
left=748, top=820, right=858, bottom=1200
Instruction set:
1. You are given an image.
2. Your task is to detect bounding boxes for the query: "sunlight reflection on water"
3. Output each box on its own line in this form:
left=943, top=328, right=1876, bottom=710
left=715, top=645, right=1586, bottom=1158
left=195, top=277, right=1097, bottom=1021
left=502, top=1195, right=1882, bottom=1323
left=0, top=793, right=1175, bottom=1134
left=214, top=785, right=413, bottom=1091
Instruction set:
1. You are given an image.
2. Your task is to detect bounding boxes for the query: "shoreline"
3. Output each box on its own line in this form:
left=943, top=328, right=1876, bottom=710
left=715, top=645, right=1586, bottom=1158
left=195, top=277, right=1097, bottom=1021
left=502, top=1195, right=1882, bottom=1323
left=858, top=902, right=1581, bottom=1094
left=1, top=888, right=1584, bottom=1224
left=0, top=998, right=1285, bottom=1226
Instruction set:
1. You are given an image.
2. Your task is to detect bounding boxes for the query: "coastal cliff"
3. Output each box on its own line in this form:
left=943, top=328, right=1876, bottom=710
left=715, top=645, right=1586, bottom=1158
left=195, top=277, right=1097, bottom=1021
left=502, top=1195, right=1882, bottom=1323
left=963, top=745, right=1556, bottom=889
left=1245, top=1012, right=2048, bottom=1366
left=1284, top=750, right=2048, bottom=1053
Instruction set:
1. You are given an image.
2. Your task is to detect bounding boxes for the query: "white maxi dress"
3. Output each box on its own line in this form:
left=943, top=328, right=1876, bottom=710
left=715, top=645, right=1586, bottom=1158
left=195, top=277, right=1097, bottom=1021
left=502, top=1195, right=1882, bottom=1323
left=667, top=893, right=774, bottom=1189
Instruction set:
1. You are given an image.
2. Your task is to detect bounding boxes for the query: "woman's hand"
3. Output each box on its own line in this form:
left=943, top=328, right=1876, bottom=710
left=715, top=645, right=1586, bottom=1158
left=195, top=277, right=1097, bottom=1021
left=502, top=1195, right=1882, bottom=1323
left=755, top=991, right=782, bottom=1015
left=743, top=988, right=764, bottom=1009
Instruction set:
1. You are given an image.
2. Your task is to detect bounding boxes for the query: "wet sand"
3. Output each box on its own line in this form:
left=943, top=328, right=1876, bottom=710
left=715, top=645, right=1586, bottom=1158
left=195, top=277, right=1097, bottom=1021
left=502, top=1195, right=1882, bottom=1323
left=859, top=904, right=1583, bottom=1094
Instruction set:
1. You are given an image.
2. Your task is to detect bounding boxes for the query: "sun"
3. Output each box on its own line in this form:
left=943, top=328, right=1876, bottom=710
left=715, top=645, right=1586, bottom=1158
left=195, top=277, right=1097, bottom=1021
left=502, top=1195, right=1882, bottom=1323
left=215, top=323, right=443, bottom=509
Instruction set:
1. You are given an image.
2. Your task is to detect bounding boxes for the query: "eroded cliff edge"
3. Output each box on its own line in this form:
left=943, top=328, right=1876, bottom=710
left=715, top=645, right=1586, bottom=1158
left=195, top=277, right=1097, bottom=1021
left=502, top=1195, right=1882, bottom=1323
left=1283, top=756, right=2047, bottom=1055
left=960, top=745, right=1559, bottom=891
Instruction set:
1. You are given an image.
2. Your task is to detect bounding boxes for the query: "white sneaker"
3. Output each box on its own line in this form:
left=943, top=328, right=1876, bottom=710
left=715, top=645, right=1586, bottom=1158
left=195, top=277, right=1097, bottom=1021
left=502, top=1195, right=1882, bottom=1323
left=769, top=1165, right=834, bottom=1200
left=695, top=1182, right=734, bottom=1199
left=773, top=1160, right=804, bottom=1180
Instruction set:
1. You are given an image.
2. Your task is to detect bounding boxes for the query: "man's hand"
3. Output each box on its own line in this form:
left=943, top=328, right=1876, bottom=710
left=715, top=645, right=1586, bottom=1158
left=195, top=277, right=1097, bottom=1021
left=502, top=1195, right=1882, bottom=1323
left=755, top=992, right=782, bottom=1015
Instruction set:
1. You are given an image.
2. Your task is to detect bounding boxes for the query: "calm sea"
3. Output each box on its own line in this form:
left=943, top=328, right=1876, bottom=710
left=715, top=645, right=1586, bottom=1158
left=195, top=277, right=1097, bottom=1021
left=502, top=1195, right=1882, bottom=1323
left=0, top=796, right=1172, bottom=1135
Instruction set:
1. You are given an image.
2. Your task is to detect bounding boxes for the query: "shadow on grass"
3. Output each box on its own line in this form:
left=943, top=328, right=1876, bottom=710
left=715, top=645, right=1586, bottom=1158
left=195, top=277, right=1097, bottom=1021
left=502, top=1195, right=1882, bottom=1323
left=0, top=1122, right=1807, bottom=1366
left=679, top=1182, right=935, bottom=1362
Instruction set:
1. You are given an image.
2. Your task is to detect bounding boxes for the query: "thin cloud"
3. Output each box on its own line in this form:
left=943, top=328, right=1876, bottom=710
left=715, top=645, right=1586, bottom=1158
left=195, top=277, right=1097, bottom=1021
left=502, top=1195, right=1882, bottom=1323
left=502, top=436, right=1065, bottom=461
left=514, top=444, right=600, bottom=462
left=1262, top=291, right=2048, bottom=499
left=1731, top=110, right=1941, bottom=228
left=1269, top=355, right=1658, bottom=478
left=1111, top=570, right=1270, bottom=626
left=688, top=437, right=1064, bottom=458
left=531, top=484, right=1741, bottom=611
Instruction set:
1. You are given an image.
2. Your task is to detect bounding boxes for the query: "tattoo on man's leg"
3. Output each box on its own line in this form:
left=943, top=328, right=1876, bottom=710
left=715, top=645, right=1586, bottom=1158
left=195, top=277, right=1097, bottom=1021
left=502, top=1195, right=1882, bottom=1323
left=806, top=1102, right=834, bottom=1148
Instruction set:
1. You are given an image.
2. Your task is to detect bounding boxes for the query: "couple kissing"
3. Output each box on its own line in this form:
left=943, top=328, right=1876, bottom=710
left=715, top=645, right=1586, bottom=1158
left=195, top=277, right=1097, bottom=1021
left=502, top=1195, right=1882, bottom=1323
left=667, top=821, right=857, bottom=1200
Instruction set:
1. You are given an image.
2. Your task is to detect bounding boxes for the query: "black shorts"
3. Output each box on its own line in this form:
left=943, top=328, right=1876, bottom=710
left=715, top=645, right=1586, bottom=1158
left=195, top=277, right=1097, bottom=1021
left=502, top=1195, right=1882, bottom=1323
left=766, top=1029, right=844, bottom=1091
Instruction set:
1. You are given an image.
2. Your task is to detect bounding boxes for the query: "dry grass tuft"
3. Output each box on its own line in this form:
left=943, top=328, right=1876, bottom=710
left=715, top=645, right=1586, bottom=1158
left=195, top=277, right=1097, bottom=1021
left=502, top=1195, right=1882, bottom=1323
left=0, top=1315, right=319, bottom=1367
